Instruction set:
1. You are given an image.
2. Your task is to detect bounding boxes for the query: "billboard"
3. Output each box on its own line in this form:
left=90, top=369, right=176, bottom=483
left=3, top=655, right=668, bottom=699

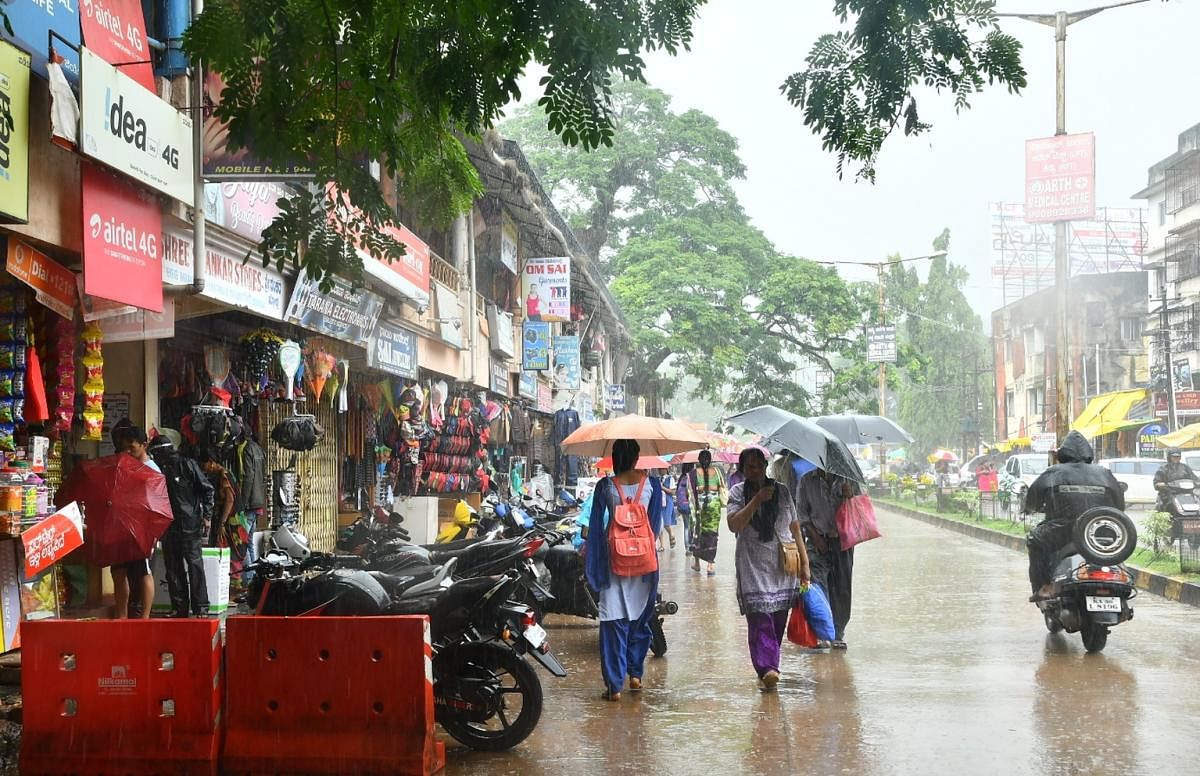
left=1024, top=133, right=1095, bottom=223
left=866, top=325, right=896, bottom=363
left=989, top=202, right=1147, bottom=305
left=521, top=257, right=570, bottom=323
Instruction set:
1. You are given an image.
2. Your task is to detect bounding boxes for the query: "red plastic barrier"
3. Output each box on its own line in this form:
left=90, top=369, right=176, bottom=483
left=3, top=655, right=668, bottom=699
left=20, top=619, right=223, bottom=776
left=222, top=616, right=445, bottom=776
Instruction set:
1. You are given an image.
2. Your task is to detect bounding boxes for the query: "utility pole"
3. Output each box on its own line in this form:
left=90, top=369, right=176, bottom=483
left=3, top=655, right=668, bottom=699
left=998, top=0, right=1152, bottom=442
left=1158, top=284, right=1179, bottom=431
left=877, top=263, right=886, bottom=418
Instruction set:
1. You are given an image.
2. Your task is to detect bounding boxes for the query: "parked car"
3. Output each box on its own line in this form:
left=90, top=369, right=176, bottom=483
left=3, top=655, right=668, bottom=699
left=1000, top=453, right=1051, bottom=509
left=1098, top=457, right=1165, bottom=505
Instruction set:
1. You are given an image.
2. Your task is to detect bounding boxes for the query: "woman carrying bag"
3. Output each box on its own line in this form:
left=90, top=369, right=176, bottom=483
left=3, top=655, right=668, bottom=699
left=727, top=447, right=810, bottom=690
left=690, top=449, right=726, bottom=576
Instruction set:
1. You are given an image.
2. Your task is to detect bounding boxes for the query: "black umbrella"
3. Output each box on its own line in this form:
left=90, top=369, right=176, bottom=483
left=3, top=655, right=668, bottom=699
left=814, top=414, right=914, bottom=446
left=725, top=405, right=864, bottom=482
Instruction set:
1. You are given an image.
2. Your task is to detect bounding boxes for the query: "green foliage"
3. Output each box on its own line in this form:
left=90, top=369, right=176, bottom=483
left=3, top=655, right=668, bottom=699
left=1144, top=510, right=1177, bottom=558
left=782, top=0, right=1026, bottom=180
left=504, top=82, right=865, bottom=416
left=185, top=0, right=704, bottom=283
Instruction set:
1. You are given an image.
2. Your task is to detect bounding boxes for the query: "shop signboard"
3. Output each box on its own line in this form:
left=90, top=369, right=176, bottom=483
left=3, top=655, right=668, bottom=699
left=160, top=224, right=193, bottom=285
left=1, top=0, right=81, bottom=85
left=284, top=273, right=384, bottom=347
left=521, top=256, right=570, bottom=323
left=0, top=41, right=31, bottom=223
left=432, top=282, right=462, bottom=348
left=1024, top=133, right=1095, bottom=224
left=367, top=320, right=418, bottom=379
left=202, top=71, right=312, bottom=180
left=553, top=334, right=580, bottom=390
left=487, top=303, right=515, bottom=359
left=80, top=0, right=153, bottom=90
left=866, top=324, right=896, bottom=363
left=6, top=239, right=76, bottom=319
left=79, top=47, right=194, bottom=203
left=536, top=380, right=553, bottom=414
left=1155, top=391, right=1200, bottom=416
left=98, top=298, right=174, bottom=342
left=200, top=243, right=287, bottom=320
left=203, top=181, right=287, bottom=243
left=578, top=382, right=594, bottom=422
left=80, top=163, right=163, bottom=312
left=490, top=361, right=510, bottom=396
left=1031, top=433, right=1057, bottom=454
left=522, top=321, right=550, bottom=370
left=21, top=502, right=84, bottom=578
left=1138, top=423, right=1167, bottom=458
left=519, top=371, right=537, bottom=400
left=607, top=384, right=626, bottom=412
left=500, top=209, right=518, bottom=274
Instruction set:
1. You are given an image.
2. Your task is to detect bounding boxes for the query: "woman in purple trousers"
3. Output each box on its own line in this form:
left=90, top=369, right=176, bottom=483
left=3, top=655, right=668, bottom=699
left=726, top=447, right=810, bottom=690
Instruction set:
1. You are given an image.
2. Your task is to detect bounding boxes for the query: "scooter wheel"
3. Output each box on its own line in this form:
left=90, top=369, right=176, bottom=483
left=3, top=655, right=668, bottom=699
left=1044, top=613, right=1063, bottom=634
left=1073, top=507, right=1137, bottom=566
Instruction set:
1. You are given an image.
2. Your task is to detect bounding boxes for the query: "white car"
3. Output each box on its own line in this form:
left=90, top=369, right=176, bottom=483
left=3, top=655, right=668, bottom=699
left=1098, top=457, right=1165, bottom=505
left=1000, top=453, right=1051, bottom=507
left=958, top=454, right=990, bottom=485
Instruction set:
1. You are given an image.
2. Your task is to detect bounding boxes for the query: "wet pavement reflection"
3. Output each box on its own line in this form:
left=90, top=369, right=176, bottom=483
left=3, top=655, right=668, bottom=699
left=446, top=505, right=1200, bottom=775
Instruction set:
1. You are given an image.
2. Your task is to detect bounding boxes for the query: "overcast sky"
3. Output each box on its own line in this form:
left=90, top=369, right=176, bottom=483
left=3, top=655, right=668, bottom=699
left=511, top=1, right=1200, bottom=318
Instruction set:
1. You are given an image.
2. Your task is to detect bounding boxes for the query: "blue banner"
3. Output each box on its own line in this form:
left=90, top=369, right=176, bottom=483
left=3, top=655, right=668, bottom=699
left=367, top=320, right=418, bottom=379
left=553, top=335, right=580, bottom=390
left=518, top=371, right=537, bottom=399
left=4, top=0, right=81, bottom=85
left=522, top=321, right=550, bottom=371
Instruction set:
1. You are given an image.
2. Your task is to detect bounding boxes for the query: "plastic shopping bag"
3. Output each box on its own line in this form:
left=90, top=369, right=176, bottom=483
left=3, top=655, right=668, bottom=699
left=786, top=599, right=817, bottom=648
left=801, top=583, right=836, bottom=642
left=835, top=494, right=882, bottom=551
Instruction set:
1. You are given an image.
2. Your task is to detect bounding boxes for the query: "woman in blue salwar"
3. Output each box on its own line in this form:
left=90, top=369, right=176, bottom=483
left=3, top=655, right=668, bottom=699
left=584, top=438, right=664, bottom=701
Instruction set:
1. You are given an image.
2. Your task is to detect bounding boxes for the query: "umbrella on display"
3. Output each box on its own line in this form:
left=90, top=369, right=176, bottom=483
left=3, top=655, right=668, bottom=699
left=55, top=454, right=174, bottom=567
left=559, top=414, right=708, bottom=458
left=725, top=405, right=864, bottom=482
left=927, top=449, right=959, bottom=463
left=814, top=414, right=914, bottom=446
left=596, top=454, right=672, bottom=472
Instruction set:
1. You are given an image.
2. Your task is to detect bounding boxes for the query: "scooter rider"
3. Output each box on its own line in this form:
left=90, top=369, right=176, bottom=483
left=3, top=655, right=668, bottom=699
left=1153, top=448, right=1197, bottom=511
left=1024, top=431, right=1126, bottom=601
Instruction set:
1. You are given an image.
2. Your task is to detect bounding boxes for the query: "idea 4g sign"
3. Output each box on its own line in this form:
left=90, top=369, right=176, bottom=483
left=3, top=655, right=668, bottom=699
left=79, top=47, right=194, bottom=203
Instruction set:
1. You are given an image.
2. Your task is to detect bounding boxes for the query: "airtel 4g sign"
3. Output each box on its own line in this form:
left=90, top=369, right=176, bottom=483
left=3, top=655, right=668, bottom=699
left=79, top=46, right=194, bottom=203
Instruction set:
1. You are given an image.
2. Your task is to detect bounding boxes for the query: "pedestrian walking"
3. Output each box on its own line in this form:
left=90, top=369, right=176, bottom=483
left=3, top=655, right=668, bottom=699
left=726, top=447, right=809, bottom=689
left=113, top=426, right=160, bottom=620
left=149, top=436, right=214, bottom=618
left=657, top=468, right=677, bottom=552
left=677, top=462, right=695, bottom=553
left=794, top=463, right=857, bottom=649
left=584, top=439, right=664, bottom=701
left=690, top=449, right=726, bottom=576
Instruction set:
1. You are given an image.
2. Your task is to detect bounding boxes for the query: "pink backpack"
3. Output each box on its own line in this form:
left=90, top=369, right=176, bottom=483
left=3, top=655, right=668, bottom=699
left=608, top=476, right=658, bottom=577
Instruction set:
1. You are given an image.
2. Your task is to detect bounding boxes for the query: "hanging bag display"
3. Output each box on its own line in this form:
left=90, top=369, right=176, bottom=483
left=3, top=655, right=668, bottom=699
left=834, top=494, right=882, bottom=550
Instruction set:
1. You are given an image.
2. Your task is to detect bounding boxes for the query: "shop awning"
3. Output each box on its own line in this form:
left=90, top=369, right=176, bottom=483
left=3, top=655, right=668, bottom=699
left=1070, top=389, right=1148, bottom=439
left=1156, top=421, right=1200, bottom=450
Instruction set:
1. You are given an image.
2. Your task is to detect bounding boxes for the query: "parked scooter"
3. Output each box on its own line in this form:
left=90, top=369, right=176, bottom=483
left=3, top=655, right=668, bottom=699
left=247, top=528, right=565, bottom=751
left=1160, top=478, right=1200, bottom=550
left=1034, top=506, right=1138, bottom=653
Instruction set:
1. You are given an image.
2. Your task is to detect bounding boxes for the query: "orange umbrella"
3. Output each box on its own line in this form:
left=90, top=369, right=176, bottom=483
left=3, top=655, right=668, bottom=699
left=596, top=454, right=671, bottom=472
left=559, top=414, right=707, bottom=457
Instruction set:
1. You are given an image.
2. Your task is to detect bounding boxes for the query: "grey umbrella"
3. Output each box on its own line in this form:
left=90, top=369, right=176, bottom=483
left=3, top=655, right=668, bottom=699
left=725, top=405, right=864, bottom=482
left=814, top=414, right=914, bottom=446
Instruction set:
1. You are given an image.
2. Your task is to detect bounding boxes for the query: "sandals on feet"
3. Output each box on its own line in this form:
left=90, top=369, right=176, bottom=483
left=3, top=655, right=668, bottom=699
left=602, top=689, right=621, bottom=701
left=628, top=677, right=643, bottom=692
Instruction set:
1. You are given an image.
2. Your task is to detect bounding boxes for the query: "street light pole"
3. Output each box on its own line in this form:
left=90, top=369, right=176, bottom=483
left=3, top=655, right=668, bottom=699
left=997, top=0, right=1151, bottom=442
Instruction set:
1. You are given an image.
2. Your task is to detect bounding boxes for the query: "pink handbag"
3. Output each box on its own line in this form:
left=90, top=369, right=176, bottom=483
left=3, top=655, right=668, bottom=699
left=835, top=495, right=882, bottom=550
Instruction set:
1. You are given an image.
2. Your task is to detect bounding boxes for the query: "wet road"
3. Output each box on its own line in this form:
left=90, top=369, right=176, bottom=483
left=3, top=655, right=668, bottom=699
left=446, top=505, right=1200, bottom=775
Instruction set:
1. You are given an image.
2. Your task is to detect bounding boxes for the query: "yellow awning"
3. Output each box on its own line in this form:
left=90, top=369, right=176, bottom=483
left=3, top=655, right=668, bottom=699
left=1070, top=389, right=1148, bottom=439
left=995, top=440, right=1013, bottom=452
left=1157, top=421, right=1200, bottom=449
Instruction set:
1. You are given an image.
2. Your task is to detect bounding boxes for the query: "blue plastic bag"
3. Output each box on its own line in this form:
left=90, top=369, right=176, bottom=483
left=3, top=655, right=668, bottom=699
left=801, top=583, right=836, bottom=641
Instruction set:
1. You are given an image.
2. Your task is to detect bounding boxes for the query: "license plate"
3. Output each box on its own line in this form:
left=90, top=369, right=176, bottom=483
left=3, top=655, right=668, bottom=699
left=1085, top=596, right=1120, bottom=613
left=523, top=623, right=547, bottom=649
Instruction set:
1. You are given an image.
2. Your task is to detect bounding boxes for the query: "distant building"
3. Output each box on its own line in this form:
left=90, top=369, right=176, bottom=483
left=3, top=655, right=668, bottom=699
left=992, top=272, right=1149, bottom=445
left=1133, top=122, right=1200, bottom=425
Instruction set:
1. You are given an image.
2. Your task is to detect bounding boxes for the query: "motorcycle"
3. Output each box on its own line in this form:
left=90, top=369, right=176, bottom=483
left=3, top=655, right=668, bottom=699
left=1035, top=506, right=1138, bottom=653
left=247, top=529, right=565, bottom=751
left=1160, top=478, right=1200, bottom=550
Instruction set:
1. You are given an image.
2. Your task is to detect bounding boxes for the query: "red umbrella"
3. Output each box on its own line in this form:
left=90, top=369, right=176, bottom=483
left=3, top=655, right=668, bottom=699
left=56, top=454, right=174, bottom=567
left=595, top=454, right=671, bottom=472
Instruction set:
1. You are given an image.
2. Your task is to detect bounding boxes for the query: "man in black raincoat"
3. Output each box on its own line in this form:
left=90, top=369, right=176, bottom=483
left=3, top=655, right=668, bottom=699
left=1024, top=431, right=1125, bottom=601
left=1153, top=448, right=1197, bottom=512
